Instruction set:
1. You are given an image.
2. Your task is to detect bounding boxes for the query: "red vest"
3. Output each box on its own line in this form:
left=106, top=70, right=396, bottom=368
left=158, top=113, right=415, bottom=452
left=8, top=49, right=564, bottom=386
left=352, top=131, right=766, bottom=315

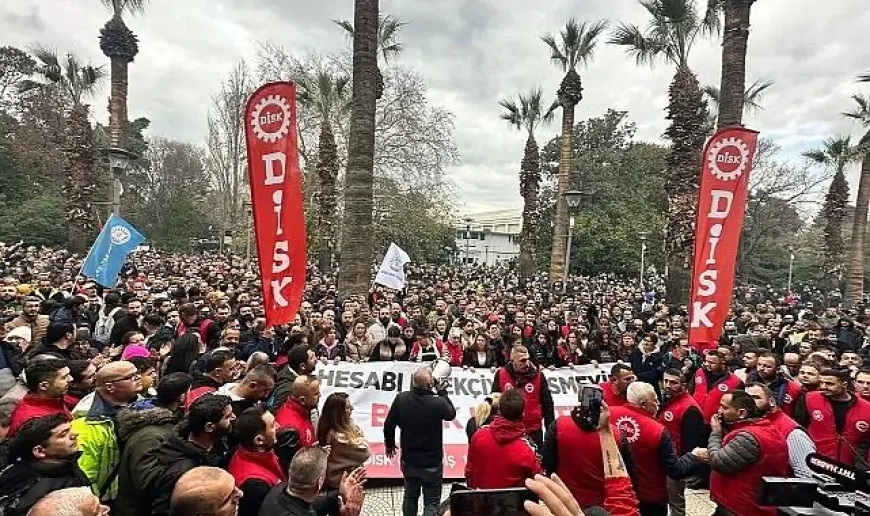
left=8, top=394, right=70, bottom=437
left=227, top=446, right=287, bottom=487
left=804, top=391, right=870, bottom=465
left=610, top=405, right=667, bottom=504
left=275, top=399, right=316, bottom=448
left=693, top=370, right=742, bottom=423
left=710, top=419, right=789, bottom=516
left=553, top=416, right=612, bottom=508
left=658, top=390, right=701, bottom=454
left=185, top=385, right=218, bottom=411
left=497, top=367, right=544, bottom=433
left=773, top=380, right=803, bottom=417
left=599, top=381, right=627, bottom=408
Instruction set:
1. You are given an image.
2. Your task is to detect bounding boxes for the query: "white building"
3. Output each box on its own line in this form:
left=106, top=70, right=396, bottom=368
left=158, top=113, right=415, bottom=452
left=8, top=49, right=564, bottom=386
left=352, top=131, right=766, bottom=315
left=454, top=210, right=522, bottom=266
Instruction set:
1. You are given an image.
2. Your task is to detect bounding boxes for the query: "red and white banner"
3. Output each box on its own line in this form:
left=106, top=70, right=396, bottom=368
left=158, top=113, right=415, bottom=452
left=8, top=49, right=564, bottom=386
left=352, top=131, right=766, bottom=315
left=314, top=361, right=612, bottom=478
left=244, top=83, right=307, bottom=326
left=689, top=127, right=759, bottom=351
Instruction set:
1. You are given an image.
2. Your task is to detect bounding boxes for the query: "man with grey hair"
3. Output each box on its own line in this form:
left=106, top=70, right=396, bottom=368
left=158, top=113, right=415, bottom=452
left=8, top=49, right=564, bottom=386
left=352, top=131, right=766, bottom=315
left=27, top=486, right=107, bottom=516
left=385, top=367, right=456, bottom=516
left=610, top=381, right=705, bottom=516
left=491, top=345, right=555, bottom=450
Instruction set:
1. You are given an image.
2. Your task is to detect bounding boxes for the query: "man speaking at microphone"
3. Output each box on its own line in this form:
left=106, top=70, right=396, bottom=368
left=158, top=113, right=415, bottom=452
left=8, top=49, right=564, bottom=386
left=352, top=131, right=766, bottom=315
left=491, top=345, right=555, bottom=450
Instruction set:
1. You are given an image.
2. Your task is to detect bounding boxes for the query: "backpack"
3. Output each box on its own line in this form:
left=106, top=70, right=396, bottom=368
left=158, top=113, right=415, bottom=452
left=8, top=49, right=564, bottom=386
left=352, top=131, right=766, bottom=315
left=94, top=306, right=122, bottom=344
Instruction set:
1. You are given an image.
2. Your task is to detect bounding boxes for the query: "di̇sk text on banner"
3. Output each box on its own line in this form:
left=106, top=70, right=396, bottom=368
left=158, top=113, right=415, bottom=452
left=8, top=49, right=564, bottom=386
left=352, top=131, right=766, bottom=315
left=313, top=361, right=612, bottom=478
left=244, top=82, right=307, bottom=326
left=688, top=126, right=759, bottom=351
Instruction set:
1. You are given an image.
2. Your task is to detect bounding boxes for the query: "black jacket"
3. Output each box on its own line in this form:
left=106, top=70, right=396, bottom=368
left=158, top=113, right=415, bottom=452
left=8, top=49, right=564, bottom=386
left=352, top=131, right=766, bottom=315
left=144, top=433, right=227, bottom=516
left=110, top=314, right=141, bottom=347
left=0, top=455, right=90, bottom=516
left=258, top=483, right=340, bottom=516
left=384, top=387, right=456, bottom=469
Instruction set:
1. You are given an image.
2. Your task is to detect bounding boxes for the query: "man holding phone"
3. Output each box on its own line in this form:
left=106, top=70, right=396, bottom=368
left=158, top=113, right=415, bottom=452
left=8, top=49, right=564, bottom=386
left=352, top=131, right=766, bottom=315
left=491, top=346, right=555, bottom=450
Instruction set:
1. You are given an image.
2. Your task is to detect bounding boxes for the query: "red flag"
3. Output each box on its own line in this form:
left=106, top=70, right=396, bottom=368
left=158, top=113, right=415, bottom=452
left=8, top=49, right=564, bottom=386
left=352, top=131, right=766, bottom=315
left=688, top=127, right=759, bottom=352
left=244, top=82, right=307, bottom=326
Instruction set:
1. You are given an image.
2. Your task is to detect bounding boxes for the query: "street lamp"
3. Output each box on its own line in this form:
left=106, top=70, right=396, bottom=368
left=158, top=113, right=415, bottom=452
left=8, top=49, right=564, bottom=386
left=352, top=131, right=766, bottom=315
left=244, top=201, right=253, bottom=265
left=102, top=147, right=136, bottom=216
left=563, top=190, right=583, bottom=292
left=787, top=245, right=795, bottom=293
left=639, top=232, right=648, bottom=289
left=464, top=217, right=473, bottom=265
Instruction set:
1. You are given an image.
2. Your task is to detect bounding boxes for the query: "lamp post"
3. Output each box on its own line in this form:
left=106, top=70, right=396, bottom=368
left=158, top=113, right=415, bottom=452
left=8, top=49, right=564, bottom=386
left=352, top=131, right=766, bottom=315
left=244, top=201, right=253, bottom=265
left=102, top=147, right=136, bottom=217
left=464, top=217, right=472, bottom=265
left=787, top=245, right=795, bottom=293
left=563, top=190, right=583, bottom=292
left=639, top=232, right=648, bottom=289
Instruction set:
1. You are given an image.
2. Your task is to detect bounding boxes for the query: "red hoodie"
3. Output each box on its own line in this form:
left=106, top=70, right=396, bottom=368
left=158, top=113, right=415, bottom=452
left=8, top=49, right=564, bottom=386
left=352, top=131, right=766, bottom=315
left=466, top=416, right=543, bottom=489
left=9, top=394, right=70, bottom=437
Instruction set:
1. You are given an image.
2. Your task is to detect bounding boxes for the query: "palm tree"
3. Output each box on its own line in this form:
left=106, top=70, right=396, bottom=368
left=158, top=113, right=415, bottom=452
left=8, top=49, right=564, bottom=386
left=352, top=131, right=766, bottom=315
left=500, top=89, right=554, bottom=279
left=296, top=70, right=351, bottom=275
left=702, top=79, right=773, bottom=131
left=716, top=0, right=757, bottom=127
left=843, top=91, right=870, bottom=306
left=99, top=0, right=146, bottom=148
left=334, top=14, right=405, bottom=98
left=541, top=19, right=608, bottom=281
left=804, top=136, right=859, bottom=289
left=337, top=0, right=380, bottom=298
left=19, top=47, right=105, bottom=253
left=609, top=0, right=719, bottom=303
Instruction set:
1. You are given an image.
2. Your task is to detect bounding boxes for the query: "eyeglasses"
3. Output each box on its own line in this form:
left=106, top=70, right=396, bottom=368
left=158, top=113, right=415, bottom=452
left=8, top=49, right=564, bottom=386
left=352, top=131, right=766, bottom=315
left=108, top=372, right=141, bottom=384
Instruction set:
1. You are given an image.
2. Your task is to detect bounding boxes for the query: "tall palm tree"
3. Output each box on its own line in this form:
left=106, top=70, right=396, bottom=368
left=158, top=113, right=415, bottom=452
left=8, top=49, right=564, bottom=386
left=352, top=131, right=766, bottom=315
left=500, top=89, right=554, bottom=279
left=296, top=70, right=351, bottom=275
left=716, top=0, right=757, bottom=127
left=804, top=136, right=859, bottom=288
left=702, top=79, right=773, bottom=131
left=338, top=0, right=379, bottom=298
left=541, top=19, right=608, bottom=281
left=843, top=91, right=870, bottom=306
left=99, top=0, right=146, bottom=148
left=19, top=47, right=105, bottom=253
left=334, top=14, right=405, bottom=99
left=609, top=0, right=719, bottom=303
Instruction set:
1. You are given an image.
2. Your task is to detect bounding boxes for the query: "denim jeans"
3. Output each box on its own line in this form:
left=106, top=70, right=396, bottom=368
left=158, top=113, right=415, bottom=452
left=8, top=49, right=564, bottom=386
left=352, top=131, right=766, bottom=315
left=401, top=461, right=442, bottom=516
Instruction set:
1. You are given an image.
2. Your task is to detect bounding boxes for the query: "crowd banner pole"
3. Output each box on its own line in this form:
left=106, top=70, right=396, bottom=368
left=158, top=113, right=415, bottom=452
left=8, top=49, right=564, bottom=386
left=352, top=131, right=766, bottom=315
left=243, top=82, right=307, bottom=326
left=688, top=127, right=759, bottom=352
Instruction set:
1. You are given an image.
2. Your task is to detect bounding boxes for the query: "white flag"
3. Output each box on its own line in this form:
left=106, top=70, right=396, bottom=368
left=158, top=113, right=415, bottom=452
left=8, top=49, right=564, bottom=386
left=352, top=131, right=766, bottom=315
left=375, top=243, right=411, bottom=290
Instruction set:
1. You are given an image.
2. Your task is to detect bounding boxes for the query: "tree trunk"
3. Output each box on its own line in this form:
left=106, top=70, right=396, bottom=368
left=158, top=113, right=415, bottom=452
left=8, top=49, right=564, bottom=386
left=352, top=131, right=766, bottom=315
left=549, top=103, right=574, bottom=282
left=846, top=152, right=870, bottom=307
left=109, top=57, right=128, bottom=147
left=717, top=0, right=753, bottom=128
left=65, top=104, right=97, bottom=254
left=317, top=121, right=339, bottom=275
left=519, top=134, right=541, bottom=279
left=338, top=0, right=379, bottom=298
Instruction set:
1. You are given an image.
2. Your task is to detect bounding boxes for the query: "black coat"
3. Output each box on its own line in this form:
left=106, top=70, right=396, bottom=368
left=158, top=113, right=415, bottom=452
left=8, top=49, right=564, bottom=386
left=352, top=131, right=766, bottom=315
left=145, top=433, right=227, bottom=516
left=0, top=455, right=90, bottom=516
left=258, top=483, right=340, bottom=516
left=384, top=387, right=456, bottom=469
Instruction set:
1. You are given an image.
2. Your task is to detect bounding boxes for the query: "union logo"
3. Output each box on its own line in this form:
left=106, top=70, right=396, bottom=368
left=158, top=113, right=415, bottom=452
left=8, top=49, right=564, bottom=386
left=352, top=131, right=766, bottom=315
left=812, top=410, right=824, bottom=422
left=718, top=384, right=728, bottom=392
left=857, top=421, right=869, bottom=433
left=707, top=136, right=751, bottom=181
left=615, top=416, right=641, bottom=443
left=662, top=411, right=674, bottom=422
left=524, top=383, right=535, bottom=394
left=250, top=94, right=292, bottom=143
left=109, top=225, right=131, bottom=245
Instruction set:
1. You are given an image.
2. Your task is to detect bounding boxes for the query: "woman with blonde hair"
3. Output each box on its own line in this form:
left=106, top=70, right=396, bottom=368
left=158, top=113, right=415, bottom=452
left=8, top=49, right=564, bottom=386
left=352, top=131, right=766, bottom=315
left=465, top=393, right=500, bottom=442
left=316, top=392, right=371, bottom=490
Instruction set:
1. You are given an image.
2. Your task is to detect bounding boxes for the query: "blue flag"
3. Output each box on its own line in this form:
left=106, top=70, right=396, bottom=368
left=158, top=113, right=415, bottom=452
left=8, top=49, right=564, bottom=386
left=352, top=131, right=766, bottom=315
left=81, top=214, right=146, bottom=287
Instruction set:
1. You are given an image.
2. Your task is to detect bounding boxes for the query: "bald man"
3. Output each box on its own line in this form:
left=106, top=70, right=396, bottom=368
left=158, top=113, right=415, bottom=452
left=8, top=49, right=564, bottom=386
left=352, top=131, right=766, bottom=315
left=274, top=376, right=320, bottom=448
left=28, top=486, right=107, bottom=516
left=71, top=360, right=141, bottom=502
left=170, top=467, right=241, bottom=516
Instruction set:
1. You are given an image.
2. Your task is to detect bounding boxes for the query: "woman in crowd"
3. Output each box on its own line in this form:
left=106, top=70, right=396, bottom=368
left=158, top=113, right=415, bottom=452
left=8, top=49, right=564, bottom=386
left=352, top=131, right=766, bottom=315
left=466, top=393, right=500, bottom=442
left=344, top=321, right=374, bottom=362
left=163, top=332, right=202, bottom=374
left=369, top=326, right=409, bottom=362
left=315, top=326, right=345, bottom=362
left=316, top=393, right=371, bottom=491
left=462, top=334, right=497, bottom=369
left=410, top=328, right=444, bottom=363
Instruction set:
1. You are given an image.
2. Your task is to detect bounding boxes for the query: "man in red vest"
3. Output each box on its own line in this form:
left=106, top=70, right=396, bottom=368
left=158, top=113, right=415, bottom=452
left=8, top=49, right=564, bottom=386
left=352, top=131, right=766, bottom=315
left=692, top=350, right=742, bottom=424
left=227, top=406, right=285, bottom=516
left=745, top=382, right=815, bottom=478
left=706, top=389, right=789, bottom=516
left=794, top=368, right=870, bottom=468
left=659, top=369, right=705, bottom=516
left=611, top=381, right=703, bottom=516
left=599, top=363, right=635, bottom=408
left=751, top=351, right=802, bottom=417
left=274, top=375, right=319, bottom=448
left=466, top=388, right=543, bottom=488
left=491, top=345, right=555, bottom=450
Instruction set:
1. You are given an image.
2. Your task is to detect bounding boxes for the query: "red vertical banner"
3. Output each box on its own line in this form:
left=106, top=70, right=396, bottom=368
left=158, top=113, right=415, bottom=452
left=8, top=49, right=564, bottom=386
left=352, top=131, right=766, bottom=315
left=688, top=127, right=759, bottom=352
left=244, top=82, right=307, bottom=326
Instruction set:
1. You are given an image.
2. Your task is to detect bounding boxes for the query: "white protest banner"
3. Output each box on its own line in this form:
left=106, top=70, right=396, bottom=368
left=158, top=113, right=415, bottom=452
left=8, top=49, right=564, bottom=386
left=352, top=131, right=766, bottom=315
left=374, top=243, right=410, bottom=290
left=312, top=361, right=612, bottom=478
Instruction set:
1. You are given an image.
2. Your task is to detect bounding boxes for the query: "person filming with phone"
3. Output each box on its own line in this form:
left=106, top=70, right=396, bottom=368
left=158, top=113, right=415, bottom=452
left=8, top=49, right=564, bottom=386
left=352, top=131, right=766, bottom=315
left=491, top=346, right=555, bottom=450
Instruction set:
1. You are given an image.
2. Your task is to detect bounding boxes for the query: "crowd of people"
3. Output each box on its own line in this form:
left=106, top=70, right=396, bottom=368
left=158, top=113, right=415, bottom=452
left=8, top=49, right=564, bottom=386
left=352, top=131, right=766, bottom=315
left=0, top=241, right=867, bottom=516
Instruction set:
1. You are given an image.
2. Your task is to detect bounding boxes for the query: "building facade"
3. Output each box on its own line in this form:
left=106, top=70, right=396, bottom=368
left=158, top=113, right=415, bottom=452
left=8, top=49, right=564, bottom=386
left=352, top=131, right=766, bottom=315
left=453, top=210, right=521, bottom=266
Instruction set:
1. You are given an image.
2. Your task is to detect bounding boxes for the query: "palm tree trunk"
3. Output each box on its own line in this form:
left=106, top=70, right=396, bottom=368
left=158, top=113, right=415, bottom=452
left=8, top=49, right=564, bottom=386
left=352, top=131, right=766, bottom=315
left=519, top=134, right=541, bottom=278
left=846, top=153, right=870, bottom=307
left=549, top=103, right=574, bottom=281
left=717, top=0, right=753, bottom=128
left=338, top=0, right=379, bottom=298
left=65, top=104, right=97, bottom=253
left=317, top=121, right=339, bottom=274
left=109, top=57, right=128, bottom=147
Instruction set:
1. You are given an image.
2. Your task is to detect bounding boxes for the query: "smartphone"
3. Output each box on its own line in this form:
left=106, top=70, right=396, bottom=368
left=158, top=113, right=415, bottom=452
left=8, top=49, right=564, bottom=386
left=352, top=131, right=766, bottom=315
left=575, top=385, right=603, bottom=431
left=450, top=487, right=538, bottom=516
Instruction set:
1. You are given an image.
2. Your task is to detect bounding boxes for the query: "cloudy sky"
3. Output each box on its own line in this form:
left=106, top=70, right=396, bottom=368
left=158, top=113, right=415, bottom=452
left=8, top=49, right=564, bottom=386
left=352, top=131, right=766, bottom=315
left=4, top=0, right=870, bottom=214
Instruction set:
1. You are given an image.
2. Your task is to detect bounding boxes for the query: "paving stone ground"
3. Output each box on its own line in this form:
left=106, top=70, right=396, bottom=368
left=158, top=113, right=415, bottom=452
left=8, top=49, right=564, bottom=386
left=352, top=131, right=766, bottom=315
left=362, top=485, right=716, bottom=515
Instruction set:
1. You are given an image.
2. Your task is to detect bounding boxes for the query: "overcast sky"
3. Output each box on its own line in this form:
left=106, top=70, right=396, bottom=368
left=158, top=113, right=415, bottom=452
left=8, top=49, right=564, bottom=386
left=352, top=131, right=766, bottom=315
left=4, top=0, right=869, bottom=214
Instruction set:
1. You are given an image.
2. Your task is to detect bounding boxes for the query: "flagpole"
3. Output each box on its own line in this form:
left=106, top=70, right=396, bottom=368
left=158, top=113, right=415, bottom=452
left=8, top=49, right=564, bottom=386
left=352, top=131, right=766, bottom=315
left=787, top=246, right=795, bottom=294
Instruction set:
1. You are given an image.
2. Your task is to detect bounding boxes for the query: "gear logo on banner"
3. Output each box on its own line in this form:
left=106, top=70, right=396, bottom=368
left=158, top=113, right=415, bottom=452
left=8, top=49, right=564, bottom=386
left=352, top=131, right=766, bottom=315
left=707, top=136, right=751, bottom=181
left=250, top=95, right=292, bottom=143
